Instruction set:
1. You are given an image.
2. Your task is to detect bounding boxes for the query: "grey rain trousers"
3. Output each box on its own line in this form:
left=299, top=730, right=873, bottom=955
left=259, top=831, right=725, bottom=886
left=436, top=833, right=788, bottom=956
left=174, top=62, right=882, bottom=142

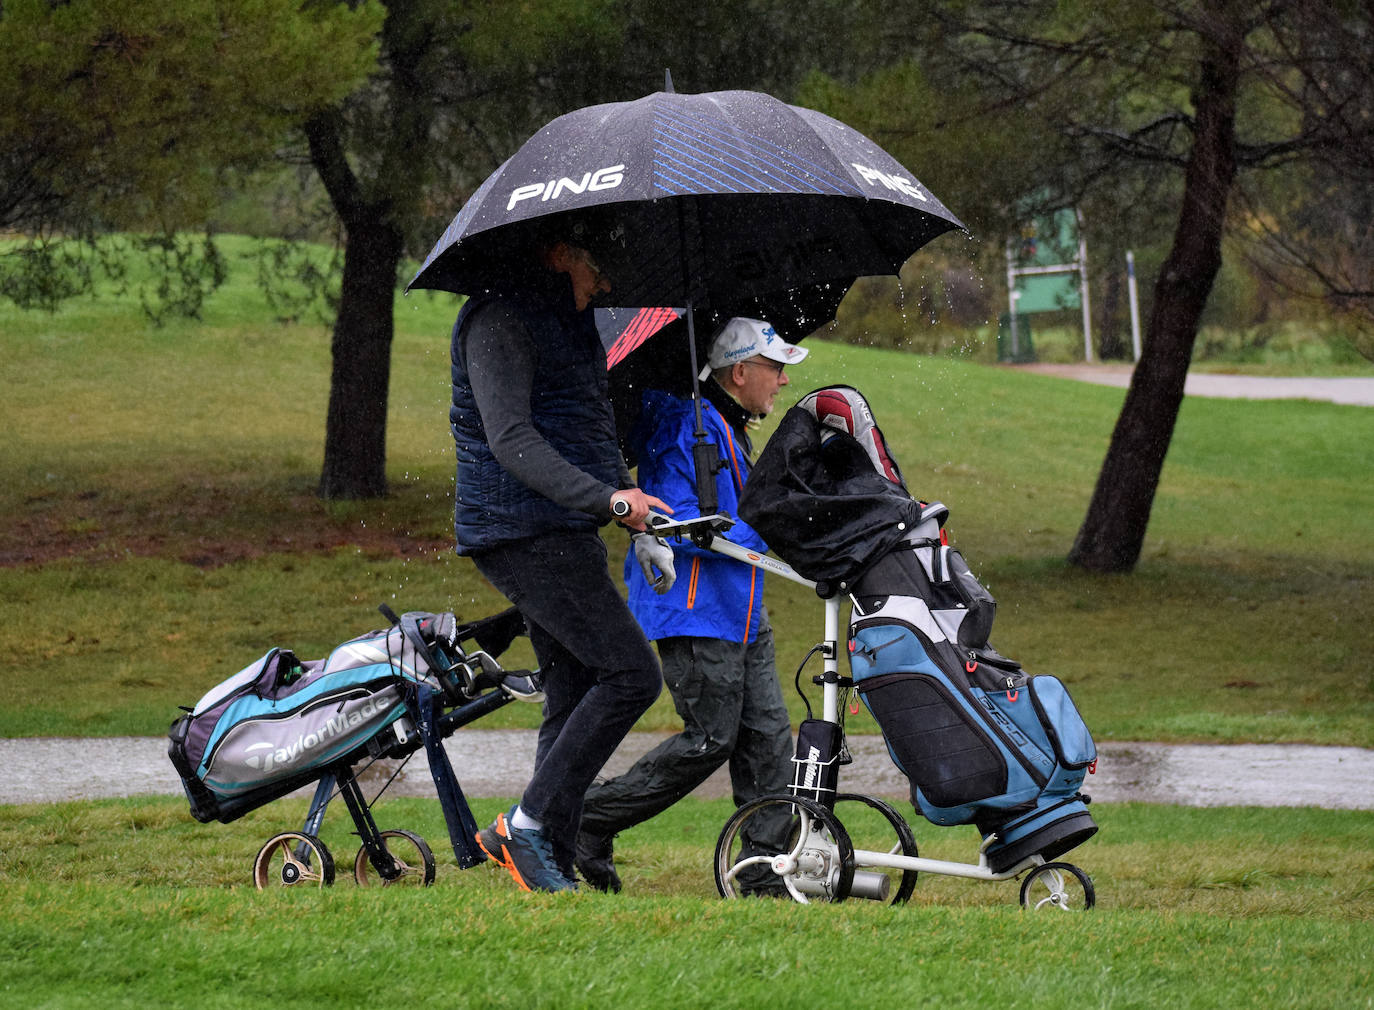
left=579, top=613, right=794, bottom=848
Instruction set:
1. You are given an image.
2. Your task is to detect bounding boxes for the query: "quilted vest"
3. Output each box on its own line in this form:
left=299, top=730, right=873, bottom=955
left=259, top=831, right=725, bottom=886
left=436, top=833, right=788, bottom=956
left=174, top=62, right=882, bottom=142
left=449, top=276, right=621, bottom=554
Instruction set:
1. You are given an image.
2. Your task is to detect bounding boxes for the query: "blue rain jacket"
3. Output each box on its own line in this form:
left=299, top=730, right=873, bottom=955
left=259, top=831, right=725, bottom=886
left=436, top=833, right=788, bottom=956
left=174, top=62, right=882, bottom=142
left=625, top=389, right=767, bottom=643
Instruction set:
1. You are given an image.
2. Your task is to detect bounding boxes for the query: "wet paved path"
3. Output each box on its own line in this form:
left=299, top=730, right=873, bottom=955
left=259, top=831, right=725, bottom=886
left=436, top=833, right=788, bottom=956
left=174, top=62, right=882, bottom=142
left=1012, top=364, right=1374, bottom=407
left=2, top=732, right=1371, bottom=810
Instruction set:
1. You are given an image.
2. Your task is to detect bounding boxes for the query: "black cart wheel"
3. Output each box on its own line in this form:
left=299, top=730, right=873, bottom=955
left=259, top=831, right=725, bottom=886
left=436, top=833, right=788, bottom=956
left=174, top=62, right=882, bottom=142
left=354, top=829, right=436, bottom=887
left=834, top=793, right=920, bottom=905
left=252, top=832, right=335, bottom=890
left=715, top=794, right=854, bottom=903
left=1019, top=861, right=1095, bottom=911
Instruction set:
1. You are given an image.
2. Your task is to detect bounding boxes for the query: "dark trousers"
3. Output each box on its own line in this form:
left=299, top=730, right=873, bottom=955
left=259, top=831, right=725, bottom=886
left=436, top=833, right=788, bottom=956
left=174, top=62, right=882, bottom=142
left=579, top=615, right=794, bottom=848
left=473, top=530, right=662, bottom=862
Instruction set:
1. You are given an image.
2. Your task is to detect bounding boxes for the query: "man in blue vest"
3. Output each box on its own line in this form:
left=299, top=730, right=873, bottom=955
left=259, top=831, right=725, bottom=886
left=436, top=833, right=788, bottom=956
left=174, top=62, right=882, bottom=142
left=452, top=226, right=677, bottom=892
left=574, top=317, right=807, bottom=893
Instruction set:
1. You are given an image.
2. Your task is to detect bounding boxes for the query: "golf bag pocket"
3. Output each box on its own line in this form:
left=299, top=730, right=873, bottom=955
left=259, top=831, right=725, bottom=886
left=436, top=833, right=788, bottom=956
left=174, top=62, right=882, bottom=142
left=1027, top=676, right=1095, bottom=770
left=965, top=674, right=1094, bottom=794
left=850, top=622, right=1045, bottom=822
left=912, top=544, right=996, bottom=650
left=858, top=669, right=1012, bottom=811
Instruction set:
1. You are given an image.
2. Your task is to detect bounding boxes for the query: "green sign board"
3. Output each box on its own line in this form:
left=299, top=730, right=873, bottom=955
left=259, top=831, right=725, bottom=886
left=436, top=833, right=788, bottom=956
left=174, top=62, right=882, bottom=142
left=1016, top=272, right=1080, bottom=313
left=1012, top=208, right=1081, bottom=314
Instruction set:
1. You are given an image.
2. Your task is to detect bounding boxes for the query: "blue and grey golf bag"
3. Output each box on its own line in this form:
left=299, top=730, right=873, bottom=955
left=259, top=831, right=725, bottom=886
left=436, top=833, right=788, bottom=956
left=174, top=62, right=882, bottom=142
left=167, top=609, right=518, bottom=825
left=741, top=385, right=1097, bottom=873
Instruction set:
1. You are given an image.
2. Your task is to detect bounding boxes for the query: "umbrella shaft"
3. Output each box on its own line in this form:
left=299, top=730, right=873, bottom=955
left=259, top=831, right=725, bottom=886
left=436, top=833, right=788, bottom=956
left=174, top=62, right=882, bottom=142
left=683, top=302, right=720, bottom=516
left=685, top=302, right=704, bottom=434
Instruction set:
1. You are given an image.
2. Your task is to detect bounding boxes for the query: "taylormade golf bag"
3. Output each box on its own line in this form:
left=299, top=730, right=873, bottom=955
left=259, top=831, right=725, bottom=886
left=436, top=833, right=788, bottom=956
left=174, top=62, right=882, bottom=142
left=741, top=386, right=1097, bottom=873
left=168, top=610, right=488, bottom=823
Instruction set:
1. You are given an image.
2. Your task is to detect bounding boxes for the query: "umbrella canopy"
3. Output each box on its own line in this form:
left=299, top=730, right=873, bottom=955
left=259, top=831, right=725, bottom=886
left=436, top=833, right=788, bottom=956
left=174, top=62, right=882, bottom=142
left=597, top=306, right=682, bottom=369
left=408, top=88, right=964, bottom=321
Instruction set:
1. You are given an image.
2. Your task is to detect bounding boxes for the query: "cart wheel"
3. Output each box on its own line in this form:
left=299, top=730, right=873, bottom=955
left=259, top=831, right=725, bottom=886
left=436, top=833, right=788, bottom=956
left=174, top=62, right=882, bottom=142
left=715, top=794, right=854, bottom=903
left=834, top=793, right=919, bottom=906
left=252, top=832, right=335, bottom=890
left=1019, top=861, right=1095, bottom=911
left=354, top=830, right=436, bottom=887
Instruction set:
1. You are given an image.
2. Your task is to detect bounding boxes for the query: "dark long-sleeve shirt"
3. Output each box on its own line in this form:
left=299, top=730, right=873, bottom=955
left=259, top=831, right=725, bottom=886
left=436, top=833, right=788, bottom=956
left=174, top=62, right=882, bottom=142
left=463, top=299, right=632, bottom=520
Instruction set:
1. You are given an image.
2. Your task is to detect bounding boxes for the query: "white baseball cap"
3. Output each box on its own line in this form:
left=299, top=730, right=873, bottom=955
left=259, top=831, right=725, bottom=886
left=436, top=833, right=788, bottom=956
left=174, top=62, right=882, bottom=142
left=699, top=317, right=809, bottom=379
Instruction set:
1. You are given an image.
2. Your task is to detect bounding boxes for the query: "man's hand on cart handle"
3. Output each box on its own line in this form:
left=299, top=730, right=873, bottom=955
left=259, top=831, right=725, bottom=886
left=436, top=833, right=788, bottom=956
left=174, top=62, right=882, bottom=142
left=609, top=489, right=674, bottom=532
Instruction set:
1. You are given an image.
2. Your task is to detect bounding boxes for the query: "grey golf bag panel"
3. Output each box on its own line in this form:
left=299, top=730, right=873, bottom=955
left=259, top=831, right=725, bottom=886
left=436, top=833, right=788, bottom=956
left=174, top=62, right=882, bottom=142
left=742, top=385, right=1097, bottom=874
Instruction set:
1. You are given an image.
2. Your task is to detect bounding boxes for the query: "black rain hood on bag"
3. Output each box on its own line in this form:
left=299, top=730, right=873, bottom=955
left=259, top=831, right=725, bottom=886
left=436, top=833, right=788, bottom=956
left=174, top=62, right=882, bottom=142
left=738, top=386, right=924, bottom=588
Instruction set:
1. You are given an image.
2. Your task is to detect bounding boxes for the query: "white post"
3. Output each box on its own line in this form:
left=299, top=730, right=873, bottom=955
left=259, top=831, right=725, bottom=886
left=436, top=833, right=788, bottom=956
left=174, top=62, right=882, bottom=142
left=1004, top=240, right=1020, bottom=359
left=1077, top=209, right=1092, bottom=362
left=1126, top=250, right=1142, bottom=361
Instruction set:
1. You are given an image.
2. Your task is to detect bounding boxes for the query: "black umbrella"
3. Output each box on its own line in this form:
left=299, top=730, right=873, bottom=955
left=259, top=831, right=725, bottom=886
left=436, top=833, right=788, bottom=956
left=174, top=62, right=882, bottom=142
left=410, top=87, right=961, bottom=308
left=410, top=85, right=964, bottom=511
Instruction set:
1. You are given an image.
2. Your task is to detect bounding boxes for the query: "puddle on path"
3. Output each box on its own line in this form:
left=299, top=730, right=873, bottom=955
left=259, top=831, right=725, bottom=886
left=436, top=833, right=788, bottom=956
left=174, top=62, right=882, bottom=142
left=1, top=733, right=1371, bottom=810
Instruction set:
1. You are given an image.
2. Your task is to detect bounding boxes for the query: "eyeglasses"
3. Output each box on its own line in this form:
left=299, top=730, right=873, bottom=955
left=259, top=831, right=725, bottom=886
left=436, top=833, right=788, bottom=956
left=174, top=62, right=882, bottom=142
left=572, top=246, right=608, bottom=286
left=742, top=358, right=785, bottom=375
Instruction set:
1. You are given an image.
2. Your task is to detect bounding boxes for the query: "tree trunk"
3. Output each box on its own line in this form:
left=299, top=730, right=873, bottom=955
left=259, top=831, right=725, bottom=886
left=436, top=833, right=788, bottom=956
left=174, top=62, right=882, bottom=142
left=316, top=214, right=403, bottom=499
left=305, top=107, right=405, bottom=500
left=1097, top=267, right=1127, bottom=361
left=1067, top=5, right=1241, bottom=572
left=304, top=2, right=441, bottom=500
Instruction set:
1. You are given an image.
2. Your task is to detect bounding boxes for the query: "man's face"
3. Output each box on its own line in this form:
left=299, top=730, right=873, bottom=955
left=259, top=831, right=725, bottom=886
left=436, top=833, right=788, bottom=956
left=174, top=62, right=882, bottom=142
left=732, top=355, right=790, bottom=415
left=553, top=242, right=611, bottom=310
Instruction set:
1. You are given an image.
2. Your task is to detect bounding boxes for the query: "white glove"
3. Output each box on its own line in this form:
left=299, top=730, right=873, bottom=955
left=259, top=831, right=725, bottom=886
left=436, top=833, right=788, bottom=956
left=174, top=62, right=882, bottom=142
left=632, top=533, right=676, bottom=595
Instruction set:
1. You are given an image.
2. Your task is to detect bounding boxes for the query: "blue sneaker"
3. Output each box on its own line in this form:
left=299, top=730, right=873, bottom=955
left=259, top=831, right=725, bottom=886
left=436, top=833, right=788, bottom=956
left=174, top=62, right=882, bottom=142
left=476, top=806, right=577, bottom=893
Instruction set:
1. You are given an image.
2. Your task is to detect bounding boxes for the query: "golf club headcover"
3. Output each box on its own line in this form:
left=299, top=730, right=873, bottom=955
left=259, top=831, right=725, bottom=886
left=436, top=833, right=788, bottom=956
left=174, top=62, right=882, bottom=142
left=798, top=385, right=907, bottom=491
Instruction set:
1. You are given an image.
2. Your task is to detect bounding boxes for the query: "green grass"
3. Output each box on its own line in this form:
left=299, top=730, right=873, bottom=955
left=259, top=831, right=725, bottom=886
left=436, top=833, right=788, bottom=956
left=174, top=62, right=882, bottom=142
left=0, top=797, right=1370, bottom=1008
left=1, top=235, right=1372, bottom=744
left=1012, top=317, right=1373, bottom=373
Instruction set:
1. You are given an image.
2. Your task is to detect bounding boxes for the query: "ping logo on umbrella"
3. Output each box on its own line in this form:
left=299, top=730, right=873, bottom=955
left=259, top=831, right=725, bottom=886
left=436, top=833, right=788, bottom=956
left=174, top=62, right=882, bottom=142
left=507, top=164, right=626, bottom=210
left=851, top=163, right=928, bottom=202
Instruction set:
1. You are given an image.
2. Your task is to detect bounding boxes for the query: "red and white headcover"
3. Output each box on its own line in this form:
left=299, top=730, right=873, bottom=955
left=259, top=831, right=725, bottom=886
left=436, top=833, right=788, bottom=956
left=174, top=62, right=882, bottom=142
left=798, top=386, right=905, bottom=487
